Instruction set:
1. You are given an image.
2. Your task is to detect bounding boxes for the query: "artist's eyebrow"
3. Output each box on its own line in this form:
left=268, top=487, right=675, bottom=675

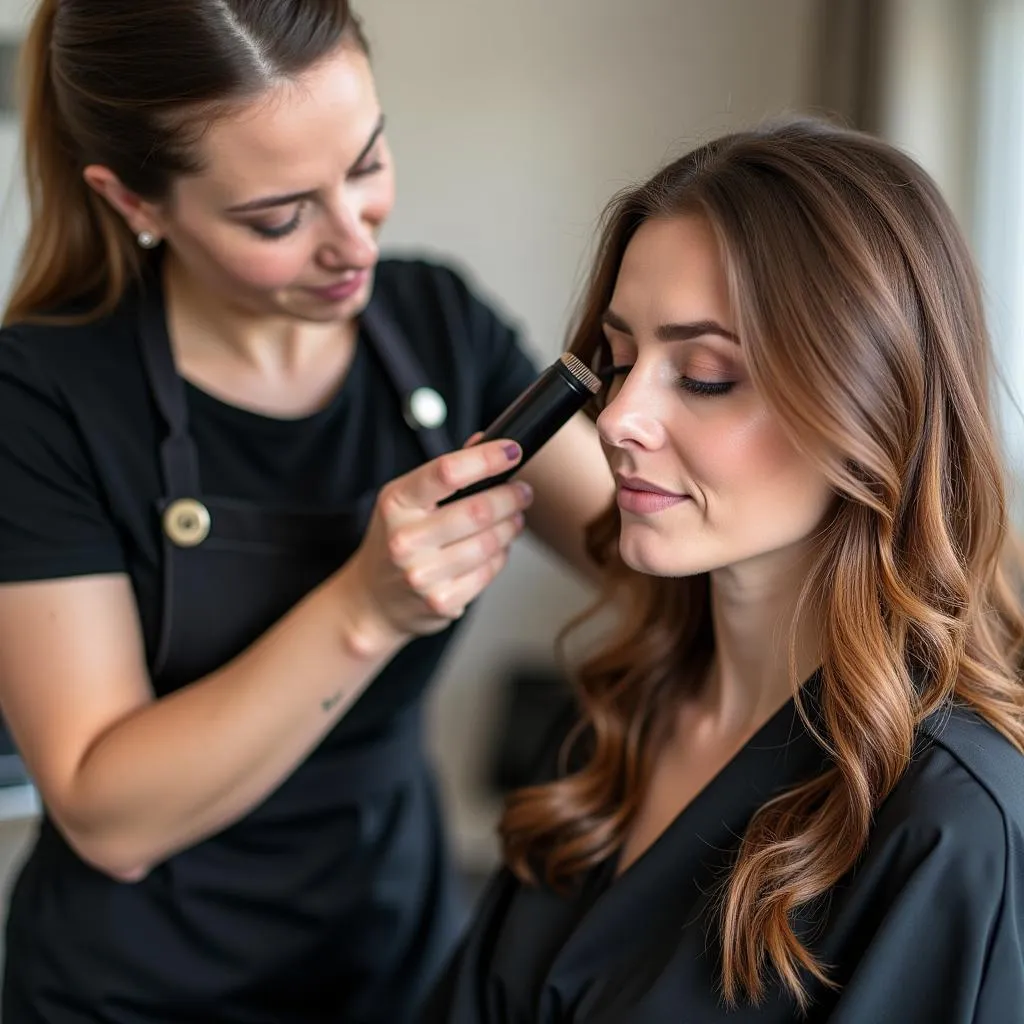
left=601, top=308, right=739, bottom=344
left=224, top=114, right=386, bottom=214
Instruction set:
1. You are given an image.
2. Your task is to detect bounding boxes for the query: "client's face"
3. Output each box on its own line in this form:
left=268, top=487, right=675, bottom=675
left=596, top=214, right=833, bottom=579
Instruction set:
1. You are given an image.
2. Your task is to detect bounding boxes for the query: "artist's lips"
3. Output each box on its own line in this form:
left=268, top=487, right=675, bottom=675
left=305, top=269, right=371, bottom=303
left=615, top=475, right=689, bottom=514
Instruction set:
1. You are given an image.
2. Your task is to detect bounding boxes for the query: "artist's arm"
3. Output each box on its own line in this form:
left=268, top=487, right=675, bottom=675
left=0, top=441, right=531, bottom=882
left=519, top=411, right=612, bottom=580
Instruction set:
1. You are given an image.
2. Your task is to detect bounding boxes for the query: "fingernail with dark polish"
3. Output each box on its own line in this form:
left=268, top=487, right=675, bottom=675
left=503, top=443, right=522, bottom=462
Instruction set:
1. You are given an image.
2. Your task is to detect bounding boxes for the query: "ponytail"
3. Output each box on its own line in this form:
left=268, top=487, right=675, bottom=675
left=4, top=0, right=371, bottom=325
left=4, top=0, right=139, bottom=324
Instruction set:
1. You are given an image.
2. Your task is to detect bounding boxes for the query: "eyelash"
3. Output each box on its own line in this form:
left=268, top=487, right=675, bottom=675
left=249, top=160, right=387, bottom=241
left=677, top=376, right=735, bottom=397
left=251, top=205, right=305, bottom=240
left=604, top=364, right=735, bottom=398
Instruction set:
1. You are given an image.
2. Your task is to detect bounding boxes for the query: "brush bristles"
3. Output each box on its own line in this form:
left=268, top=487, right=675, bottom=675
left=559, top=352, right=602, bottom=394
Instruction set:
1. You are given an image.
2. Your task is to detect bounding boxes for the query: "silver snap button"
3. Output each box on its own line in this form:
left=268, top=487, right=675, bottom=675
left=405, top=387, right=448, bottom=430
left=163, top=498, right=211, bottom=548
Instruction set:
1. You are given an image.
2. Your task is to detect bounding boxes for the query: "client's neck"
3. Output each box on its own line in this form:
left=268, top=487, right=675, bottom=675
left=703, top=543, right=822, bottom=733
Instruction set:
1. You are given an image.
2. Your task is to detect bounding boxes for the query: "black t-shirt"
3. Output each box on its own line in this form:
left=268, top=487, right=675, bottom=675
left=0, top=257, right=540, bottom=734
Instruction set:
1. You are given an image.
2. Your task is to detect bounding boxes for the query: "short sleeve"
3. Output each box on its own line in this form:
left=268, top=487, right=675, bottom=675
left=0, top=331, right=125, bottom=582
left=457, top=276, right=541, bottom=428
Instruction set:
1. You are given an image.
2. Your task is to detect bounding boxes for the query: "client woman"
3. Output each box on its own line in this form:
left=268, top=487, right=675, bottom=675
left=424, top=118, right=1024, bottom=1022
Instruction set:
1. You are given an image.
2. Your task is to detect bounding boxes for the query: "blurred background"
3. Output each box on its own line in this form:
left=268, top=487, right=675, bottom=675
left=0, top=0, right=1019, bottom=976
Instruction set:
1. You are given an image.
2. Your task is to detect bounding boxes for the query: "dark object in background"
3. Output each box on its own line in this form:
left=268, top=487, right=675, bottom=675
left=487, top=665, right=577, bottom=794
left=0, top=40, right=19, bottom=115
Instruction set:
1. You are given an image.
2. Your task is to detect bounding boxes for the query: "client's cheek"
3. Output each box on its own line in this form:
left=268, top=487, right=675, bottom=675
left=722, top=408, right=794, bottom=474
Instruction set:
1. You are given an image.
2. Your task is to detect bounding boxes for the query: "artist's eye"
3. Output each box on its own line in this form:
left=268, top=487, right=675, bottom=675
left=249, top=204, right=306, bottom=240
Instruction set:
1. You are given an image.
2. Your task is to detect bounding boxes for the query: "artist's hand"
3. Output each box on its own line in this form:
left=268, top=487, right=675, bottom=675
left=337, top=439, right=532, bottom=655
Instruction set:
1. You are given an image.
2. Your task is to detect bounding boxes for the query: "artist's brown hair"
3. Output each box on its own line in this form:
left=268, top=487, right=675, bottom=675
left=6, top=0, right=368, bottom=324
left=501, top=118, right=1024, bottom=1008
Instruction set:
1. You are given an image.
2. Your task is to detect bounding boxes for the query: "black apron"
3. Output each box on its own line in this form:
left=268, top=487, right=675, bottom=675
left=3, top=281, right=466, bottom=1024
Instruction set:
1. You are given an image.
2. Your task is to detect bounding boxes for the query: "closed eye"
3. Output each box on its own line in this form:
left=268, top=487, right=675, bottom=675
left=602, top=365, right=735, bottom=394
left=677, top=376, right=735, bottom=396
left=351, top=159, right=385, bottom=179
left=249, top=203, right=306, bottom=240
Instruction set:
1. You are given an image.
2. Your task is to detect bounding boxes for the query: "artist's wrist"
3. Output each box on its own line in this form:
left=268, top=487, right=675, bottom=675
left=329, top=564, right=410, bottom=663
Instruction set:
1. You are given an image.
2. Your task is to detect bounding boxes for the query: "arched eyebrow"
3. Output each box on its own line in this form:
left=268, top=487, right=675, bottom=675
left=601, top=308, right=739, bottom=344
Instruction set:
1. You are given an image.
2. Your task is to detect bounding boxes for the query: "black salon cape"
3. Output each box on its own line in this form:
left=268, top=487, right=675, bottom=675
left=423, top=695, right=1024, bottom=1023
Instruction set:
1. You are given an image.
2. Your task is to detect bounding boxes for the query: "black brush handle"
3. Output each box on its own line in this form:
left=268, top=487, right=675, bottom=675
left=438, top=359, right=595, bottom=506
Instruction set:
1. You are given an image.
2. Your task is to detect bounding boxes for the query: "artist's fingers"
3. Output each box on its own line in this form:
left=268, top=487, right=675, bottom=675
left=386, top=481, right=533, bottom=567
left=378, top=439, right=522, bottom=518
left=402, top=512, right=526, bottom=589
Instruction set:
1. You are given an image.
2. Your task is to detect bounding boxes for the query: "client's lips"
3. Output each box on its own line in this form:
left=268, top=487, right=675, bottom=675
left=615, top=475, right=688, bottom=514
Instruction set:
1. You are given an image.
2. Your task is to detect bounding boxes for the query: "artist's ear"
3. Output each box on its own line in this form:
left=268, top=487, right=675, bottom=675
left=83, top=165, right=165, bottom=240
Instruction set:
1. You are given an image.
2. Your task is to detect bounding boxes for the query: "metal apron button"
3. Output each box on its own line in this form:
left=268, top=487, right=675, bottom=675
left=163, top=498, right=211, bottom=548
left=404, top=387, right=447, bottom=430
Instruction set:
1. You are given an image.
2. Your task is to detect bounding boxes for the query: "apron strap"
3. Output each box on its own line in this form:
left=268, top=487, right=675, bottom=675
left=137, top=275, right=203, bottom=498
left=360, top=297, right=455, bottom=461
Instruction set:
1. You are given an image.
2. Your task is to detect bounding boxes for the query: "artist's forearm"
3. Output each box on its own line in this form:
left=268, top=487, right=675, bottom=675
left=59, top=567, right=402, bottom=880
left=520, top=412, right=613, bottom=580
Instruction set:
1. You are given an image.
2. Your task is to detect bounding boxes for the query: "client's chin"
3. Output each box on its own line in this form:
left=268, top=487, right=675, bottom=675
left=617, top=533, right=704, bottom=579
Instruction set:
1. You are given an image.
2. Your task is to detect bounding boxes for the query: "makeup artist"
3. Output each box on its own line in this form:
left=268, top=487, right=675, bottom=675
left=0, top=2, right=611, bottom=1022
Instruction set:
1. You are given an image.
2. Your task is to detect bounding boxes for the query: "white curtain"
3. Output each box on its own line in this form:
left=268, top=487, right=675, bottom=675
left=974, top=0, right=1024, bottom=497
left=814, top=0, right=1024, bottom=503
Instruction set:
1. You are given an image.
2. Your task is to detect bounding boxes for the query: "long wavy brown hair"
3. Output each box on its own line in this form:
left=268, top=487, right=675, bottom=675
left=500, top=117, right=1024, bottom=1008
